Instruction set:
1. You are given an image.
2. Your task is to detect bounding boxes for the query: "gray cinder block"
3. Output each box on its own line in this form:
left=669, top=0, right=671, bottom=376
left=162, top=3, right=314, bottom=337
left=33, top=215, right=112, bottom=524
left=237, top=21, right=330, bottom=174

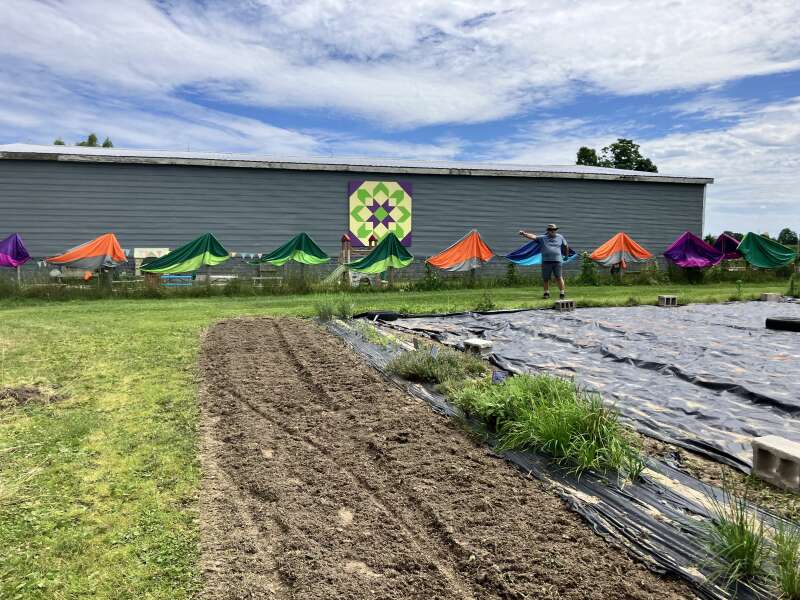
left=463, top=338, right=493, bottom=358
left=554, top=299, right=576, bottom=311
left=752, top=435, right=800, bottom=492
left=761, top=293, right=781, bottom=302
left=658, top=295, right=678, bottom=307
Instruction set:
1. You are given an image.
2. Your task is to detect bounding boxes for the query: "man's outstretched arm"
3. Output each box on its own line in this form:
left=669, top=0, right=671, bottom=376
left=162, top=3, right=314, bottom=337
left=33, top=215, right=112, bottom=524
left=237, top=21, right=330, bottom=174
left=519, top=230, right=538, bottom=240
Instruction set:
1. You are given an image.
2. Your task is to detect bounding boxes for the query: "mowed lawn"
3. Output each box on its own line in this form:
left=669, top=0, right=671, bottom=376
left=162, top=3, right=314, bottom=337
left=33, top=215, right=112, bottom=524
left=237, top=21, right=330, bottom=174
left=0, top=282, right=788, bottom=599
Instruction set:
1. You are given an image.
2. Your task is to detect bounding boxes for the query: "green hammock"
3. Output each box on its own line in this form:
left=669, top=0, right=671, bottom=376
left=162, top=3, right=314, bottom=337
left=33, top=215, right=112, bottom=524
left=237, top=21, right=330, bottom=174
left=142, top=233, right=230, bottom=274
left=348, top=232, right=414, bottom=274
left=251, top=233, right=329, bottom=266
left=737, top=232, right=796, bottom=269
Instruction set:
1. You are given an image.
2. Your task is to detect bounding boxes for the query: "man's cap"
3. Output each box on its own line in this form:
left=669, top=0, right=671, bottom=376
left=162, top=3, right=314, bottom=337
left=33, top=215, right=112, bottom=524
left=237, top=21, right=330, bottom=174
left=546, top=223, right=558, bottom=230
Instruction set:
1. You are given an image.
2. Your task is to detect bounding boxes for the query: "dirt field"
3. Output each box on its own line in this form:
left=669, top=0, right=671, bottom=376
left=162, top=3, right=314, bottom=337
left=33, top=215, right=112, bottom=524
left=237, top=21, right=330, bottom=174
left=198, top=318, right=693, bottom=599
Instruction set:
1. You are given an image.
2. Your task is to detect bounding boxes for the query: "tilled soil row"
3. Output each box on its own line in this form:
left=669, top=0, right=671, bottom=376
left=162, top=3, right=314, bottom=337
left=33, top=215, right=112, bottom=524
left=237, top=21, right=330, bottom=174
left=198, top=317, right=693, bottom=599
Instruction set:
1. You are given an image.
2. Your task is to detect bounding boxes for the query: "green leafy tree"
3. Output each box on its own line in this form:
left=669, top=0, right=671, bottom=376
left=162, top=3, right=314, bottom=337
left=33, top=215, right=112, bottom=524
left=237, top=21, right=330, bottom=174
left=102, top=137, right=114, bottom=148
left=777, top=228, right=798, bottom=246
left=722, top=230, right=744, bottom=242
left=703, top=234, right=716, bottom=245
left=53, top=138, right=65, bottom=145
left=576, top=146, right=599, bottom=166
left=575, top=138, right=658, bottom=172
left=77, top=133, right=100, bottom=147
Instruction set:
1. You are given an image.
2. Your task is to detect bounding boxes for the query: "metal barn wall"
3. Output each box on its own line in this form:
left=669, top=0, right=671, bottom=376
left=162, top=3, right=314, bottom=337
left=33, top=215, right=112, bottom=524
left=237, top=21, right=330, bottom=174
left=0, top=160, right=704, bottom=259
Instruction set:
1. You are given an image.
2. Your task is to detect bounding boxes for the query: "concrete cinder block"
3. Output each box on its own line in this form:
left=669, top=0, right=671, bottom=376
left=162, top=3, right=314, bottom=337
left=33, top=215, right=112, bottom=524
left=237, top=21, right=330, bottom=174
left=463, top=338, right=493, bottom=358
left=752, top=435, right=800, bottom=492
left=554, top=299, right=576, bottom=312
left=658, top=295, right=678, bottom=307
left=761, top=293, right=781, bottom=302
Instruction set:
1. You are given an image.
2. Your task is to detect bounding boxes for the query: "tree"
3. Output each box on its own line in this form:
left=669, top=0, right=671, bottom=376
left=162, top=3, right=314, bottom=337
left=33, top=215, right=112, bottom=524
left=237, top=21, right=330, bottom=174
left=53, top=138, right=65, bottom=145
left=778, top=228, right=798, bottom=246
left=703, top=234, right=716, bottom=245
left=576, top=146, right=599, bottom=166
left=102, top=137, right=114, bottom=148
left=574, top=138, right=658, bottom=172
left=77, top=133, right=100, bottom=147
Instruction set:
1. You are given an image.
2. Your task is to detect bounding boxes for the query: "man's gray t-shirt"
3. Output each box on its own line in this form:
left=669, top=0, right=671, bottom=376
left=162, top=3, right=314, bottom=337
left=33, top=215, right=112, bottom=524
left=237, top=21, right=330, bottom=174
left=540, top=233, right=567, bottom=263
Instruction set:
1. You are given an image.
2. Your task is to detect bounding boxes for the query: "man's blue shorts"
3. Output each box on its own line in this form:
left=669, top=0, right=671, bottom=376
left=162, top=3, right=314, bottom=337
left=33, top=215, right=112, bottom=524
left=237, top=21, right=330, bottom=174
left=541, top=261, right=563, bottom=281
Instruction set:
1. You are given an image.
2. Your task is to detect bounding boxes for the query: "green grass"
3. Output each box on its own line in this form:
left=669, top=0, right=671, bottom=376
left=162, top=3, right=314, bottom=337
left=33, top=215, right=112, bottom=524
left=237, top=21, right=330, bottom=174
left=448, top=373, right=645, bottom=480
left=704, top=475, right=768, bottom=587
left=0, top=281, right=787, bottom=598
left=774, top=522, right=800, bottom=599
left=386, top=346, right=489, bottom=387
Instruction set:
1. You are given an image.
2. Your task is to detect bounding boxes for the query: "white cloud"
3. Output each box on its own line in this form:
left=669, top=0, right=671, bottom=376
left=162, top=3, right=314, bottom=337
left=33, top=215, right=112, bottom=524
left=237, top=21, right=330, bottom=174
left=1, top=0, right=799, bottom=127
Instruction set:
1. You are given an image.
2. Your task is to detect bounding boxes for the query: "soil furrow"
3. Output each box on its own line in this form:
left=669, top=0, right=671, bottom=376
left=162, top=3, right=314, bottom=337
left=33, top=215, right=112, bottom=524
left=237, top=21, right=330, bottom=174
left=198, top=317, right=694, bottom=599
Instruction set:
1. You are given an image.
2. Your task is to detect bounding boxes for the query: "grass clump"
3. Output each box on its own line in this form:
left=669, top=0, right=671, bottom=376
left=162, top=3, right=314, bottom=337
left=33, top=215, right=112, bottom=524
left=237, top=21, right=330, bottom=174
left=386, top=346, right=488, bottom=387
left=704, top=475, right=768, bottom=587
left=313, top=297, right=335, bottom=321
left=335, top=295, right=355, bottom=319
left=473, top=291, right=497, bottom=312
left=774, top=522, right=800, bottom=599
left=449, top=374, right=645, bottom=480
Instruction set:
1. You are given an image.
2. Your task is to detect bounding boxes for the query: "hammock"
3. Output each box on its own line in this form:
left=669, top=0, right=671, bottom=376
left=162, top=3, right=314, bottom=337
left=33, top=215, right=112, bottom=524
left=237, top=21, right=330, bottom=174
left=348, top=232, right=413, bottom=274
left=141, top=233, right=229, bottom=274
left=737, top=233, right=796, bottom=269
left=0, top=233, right=31, bottom=268
left=505, top=238, right=578, bottom=266
left=590, top=232, right=653, bottom=268
left=713, top=233, right=743, bottom=260
left=426, top=230, right=493, bottom=272
left=663, top=231, right=723, bottom=269
left=48, top=233, right=126, bottom=270
left=251, top=233, right=329, bottom=266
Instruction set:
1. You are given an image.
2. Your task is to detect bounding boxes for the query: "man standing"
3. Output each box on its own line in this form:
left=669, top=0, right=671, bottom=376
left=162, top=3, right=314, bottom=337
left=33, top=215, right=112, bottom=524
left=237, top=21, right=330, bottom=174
left=518, top=224, right=568, bottom=299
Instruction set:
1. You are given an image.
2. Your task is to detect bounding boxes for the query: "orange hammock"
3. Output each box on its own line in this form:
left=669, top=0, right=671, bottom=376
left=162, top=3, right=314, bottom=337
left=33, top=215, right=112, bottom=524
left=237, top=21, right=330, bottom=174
left=426, top=229, right=494, bottom=272
left=48, top=233, right=126, bottom=271
left=590, top=232, right=652, bottom=269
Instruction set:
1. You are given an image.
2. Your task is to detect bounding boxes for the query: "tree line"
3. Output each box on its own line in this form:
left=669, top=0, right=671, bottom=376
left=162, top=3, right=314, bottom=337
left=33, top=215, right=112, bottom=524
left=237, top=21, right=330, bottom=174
left=53, top=133, right=113, bottom=148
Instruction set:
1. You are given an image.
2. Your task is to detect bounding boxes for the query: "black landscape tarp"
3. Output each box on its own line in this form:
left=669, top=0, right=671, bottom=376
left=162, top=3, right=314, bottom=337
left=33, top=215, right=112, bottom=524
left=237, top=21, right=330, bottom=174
left=328, top=319, right=792, bottom=600
left=383, top=301, right=800, bottom=471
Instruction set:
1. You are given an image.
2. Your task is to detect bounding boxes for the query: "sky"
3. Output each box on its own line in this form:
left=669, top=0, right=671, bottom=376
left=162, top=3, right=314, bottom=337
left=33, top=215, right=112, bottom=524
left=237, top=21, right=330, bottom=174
left=1, top=0, right=799, bottom=235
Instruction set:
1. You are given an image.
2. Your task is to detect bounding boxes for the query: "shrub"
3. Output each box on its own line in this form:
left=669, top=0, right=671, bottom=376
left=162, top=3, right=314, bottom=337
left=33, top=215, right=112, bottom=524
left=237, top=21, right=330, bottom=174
left=411, top=263, right=444, bottom=291
left=788, top=273, right=799, bottom=298
left=335, top=295, right=355, bottom=319
left=704, top=474, right=767, bottom=586
left=774, top=522, right=800, bottom=600
left=578, top=252, right=599, bottom=286
left=505, top=262, right=520, bottom=286
left=449, top=374, right=644, bottom=480
left=386, top=346, right=488, bottom=387
left=473, top=291, right=496, bottom=312
left=313, top=297, right=335, bottom=322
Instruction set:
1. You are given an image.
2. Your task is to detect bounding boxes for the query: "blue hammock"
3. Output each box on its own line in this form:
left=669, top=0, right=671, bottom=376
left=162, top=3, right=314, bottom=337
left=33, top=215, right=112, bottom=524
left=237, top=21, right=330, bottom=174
left=505, top=239, right=578, bottom=266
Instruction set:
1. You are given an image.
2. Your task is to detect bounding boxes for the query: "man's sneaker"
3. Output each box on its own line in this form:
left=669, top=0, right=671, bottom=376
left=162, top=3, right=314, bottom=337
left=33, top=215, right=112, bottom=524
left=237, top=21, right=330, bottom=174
left=559, top=292, right=566, bottom=299
left=543, top=292, right=550, bottom=299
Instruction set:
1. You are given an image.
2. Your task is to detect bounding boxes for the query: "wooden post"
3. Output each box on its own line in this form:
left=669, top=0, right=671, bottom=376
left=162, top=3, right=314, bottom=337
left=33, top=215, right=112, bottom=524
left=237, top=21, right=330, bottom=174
left=340, top=234, right=351, bottom=287
left=16, top=265, right=21, bottom=287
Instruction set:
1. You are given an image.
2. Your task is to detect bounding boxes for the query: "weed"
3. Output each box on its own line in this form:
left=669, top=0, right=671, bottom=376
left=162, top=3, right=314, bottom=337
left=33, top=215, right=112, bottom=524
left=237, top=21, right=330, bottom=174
left=335, top=295, right=355, bottom=320
left=313, top=297, right=335, bottom=321
left=449, top=374, right=644, bottom=480
left=386, top=346, right=488, bottom=388
left=505, top=262, right=520, bottom=286
left=474, top=291, right=497, bottom=312
left=704, top=474, right=767, bottom=586
left=788, top=273, right=798, bottom=298
left=736, top=279, right=744, bottom=299
left=578, top=252, right=599, bottom=286
left=774, top=522, right=800, bottom=599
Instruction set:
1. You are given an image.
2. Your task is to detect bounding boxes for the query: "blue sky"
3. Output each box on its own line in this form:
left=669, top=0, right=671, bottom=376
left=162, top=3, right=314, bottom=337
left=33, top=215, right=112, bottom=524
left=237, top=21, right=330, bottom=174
left=1, top=0, right=799, bottom=235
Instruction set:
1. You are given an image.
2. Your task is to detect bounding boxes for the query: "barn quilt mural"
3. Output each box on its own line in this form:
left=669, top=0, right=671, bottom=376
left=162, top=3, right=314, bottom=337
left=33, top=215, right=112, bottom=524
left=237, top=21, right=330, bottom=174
left=347, top=180, right=412, bottom=247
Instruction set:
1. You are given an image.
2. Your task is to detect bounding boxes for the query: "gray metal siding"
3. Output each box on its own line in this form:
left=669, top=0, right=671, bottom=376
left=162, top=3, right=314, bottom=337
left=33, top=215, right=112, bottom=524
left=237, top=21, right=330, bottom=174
left=0, top=160, right=704, bottom=259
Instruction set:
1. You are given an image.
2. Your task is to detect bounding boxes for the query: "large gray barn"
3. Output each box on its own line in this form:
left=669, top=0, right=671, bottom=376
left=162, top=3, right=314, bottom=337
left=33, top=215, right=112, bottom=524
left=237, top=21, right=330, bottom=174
left=0, top=144, right=712, bottom=274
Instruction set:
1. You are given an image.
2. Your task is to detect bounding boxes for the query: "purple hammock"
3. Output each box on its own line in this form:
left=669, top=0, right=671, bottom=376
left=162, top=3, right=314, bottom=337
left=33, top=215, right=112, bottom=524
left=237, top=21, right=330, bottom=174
left=663, top=231, right=723, bottom=269
left=0, top=233, right=31, bottom=268
left=713, top=233, right=743, bottom=260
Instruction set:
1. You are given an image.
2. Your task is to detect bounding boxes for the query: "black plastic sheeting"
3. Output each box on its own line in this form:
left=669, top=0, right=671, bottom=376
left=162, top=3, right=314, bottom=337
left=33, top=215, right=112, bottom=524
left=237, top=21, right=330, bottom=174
left=381, top=301, right=800, bottom=472
left=328, top=319, right=791, bottom=600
